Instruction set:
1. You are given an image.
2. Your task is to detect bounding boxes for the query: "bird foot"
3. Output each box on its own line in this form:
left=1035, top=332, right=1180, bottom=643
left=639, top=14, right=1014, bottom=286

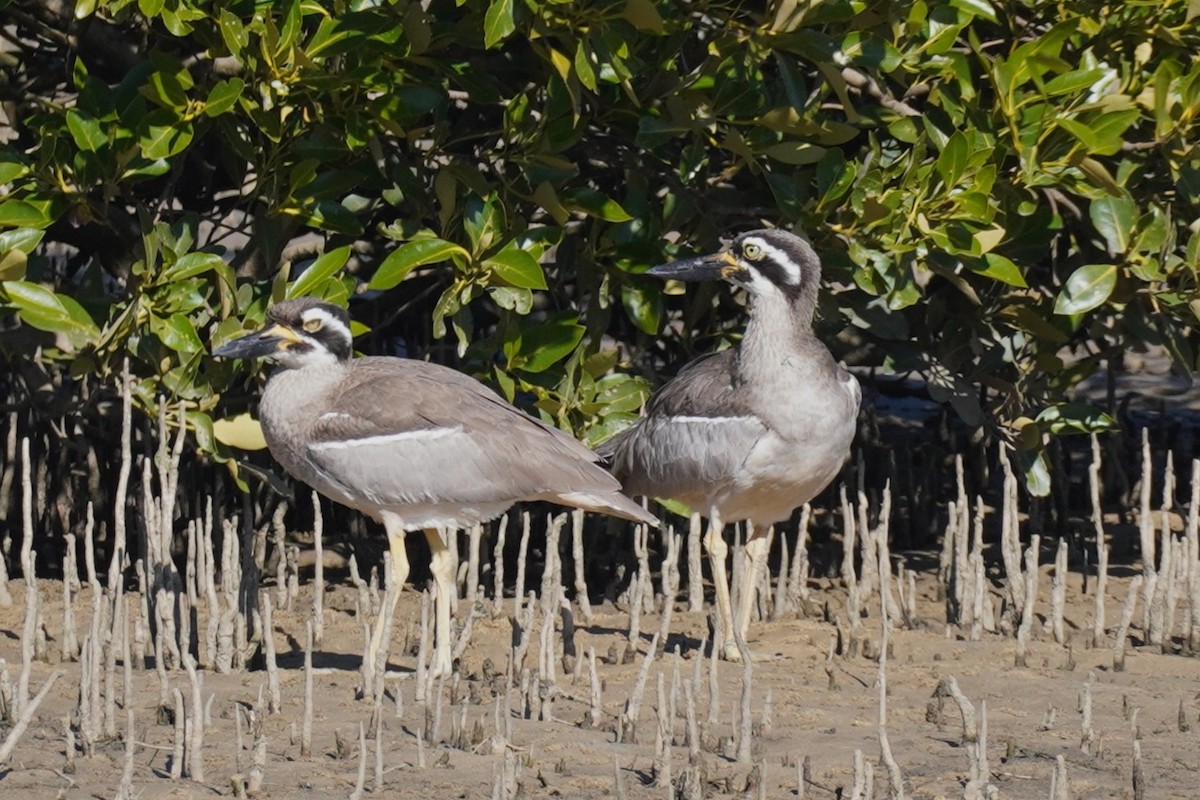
left=428, top=652, right=454, bottom=680
left=720, top=640, right=749, bottom=662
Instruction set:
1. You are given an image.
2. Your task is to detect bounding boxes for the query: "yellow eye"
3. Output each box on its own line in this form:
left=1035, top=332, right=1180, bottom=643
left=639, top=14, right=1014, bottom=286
left=303, top=318, right=322, bottom=333
left=742, top=242, right=762, bottom=260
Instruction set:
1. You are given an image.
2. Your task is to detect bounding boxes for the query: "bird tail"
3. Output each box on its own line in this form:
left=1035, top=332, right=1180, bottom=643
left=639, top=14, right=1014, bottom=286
left=543, top=491, right=659, bottom=528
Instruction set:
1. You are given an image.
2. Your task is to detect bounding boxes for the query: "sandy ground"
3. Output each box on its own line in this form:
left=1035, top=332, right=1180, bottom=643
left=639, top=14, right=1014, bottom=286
left=0, top=565, right=1196, bottom=800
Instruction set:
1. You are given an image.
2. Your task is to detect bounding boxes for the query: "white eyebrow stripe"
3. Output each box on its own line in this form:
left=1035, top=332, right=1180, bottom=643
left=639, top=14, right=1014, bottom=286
left=300, top=307, right=353, bottom=345
left=745, top=237, right=802, bottom=284
left=309, top=426, right=464, bottom=451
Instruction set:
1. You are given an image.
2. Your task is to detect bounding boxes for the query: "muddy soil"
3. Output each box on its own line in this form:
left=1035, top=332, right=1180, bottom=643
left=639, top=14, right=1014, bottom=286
left=0, top=562, right=1195, bottom=800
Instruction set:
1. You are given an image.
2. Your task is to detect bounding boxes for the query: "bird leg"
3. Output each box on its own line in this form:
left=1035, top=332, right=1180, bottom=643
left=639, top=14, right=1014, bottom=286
left=424, top=527, right=456, bottom=679
left=734, top=523, right=769, bottom=652
left=369, top=522, right=412, bottom=675
left=702, top=509, right=740, bottom=661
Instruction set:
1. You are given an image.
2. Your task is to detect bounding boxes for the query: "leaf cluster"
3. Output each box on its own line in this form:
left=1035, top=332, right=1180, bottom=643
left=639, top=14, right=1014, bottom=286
left=0, top=0, right=1197, bottom=491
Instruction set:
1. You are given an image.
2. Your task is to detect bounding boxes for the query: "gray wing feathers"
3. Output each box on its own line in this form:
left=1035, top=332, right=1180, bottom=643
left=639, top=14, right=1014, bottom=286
left=305, top=359, right=650, bottom=520
left=601, top=349, right=767, bottom=500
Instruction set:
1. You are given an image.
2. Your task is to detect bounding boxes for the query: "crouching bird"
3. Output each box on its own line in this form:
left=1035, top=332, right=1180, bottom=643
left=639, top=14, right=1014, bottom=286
left=215, top=297, right=658, bottom=676
left=600, top=229, right=859, bottom=660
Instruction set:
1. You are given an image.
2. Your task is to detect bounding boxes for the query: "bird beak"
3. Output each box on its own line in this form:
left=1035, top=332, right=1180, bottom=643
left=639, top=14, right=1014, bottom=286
left=212, top=323, right=301, bottom=360
left=646, top=250, right=744, bottom=282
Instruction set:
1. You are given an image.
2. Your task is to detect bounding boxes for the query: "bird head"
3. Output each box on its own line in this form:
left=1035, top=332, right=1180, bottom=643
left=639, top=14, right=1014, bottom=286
left=647, top=229, right=821, bottom=303
left=213, top=298, right=353, bottom=368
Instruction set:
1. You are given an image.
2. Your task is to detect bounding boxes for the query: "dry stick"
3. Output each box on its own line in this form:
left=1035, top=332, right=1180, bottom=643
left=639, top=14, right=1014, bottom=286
left=260, top=594, right=282, bottom=714
left=653, top=672, right=671, bottom=787
left=1080, top=671, right=1096, bottom=755
left=492, top=514, right=508, bottom=619
left=998, top=448, right=1025, bottom=633
left=1089, top=436, right=1110, bottom=648
left=877, top=548, right=904, bottom=799
left=849, top=749, right=866, bottom=800
left=301, top=620, right=314, bottom=758
left=587, top=646, right=603, bottom=728
left=61, top=537, right=78, bottom=662
left=1148, top=450, right=1175, bottom=647
left=1051, top=538, right=1069, bottom=645
left=1131, top=738, right=1145, bottom=800
left=311, top=491, right=325, bottom=646
left=1052, top=753, right=1069, bottom=800
left=1137, top=430, right=1157, bottom=635
left=734, top=630, right=753, bottom=764
left=772, top=534, right=791, bottom=622
left=373, top=553, right=398, bottom=709
left=349, top=721, right=367, bottom=800
left=170, top=688, right=185, bottom=779
left=16, top=438, right=36, bottom=717
left=183, top=654, right=205, bottom=782
left=1187, top=460, right=1200, bottom=654
left=374, top=702, right=384, bottom=792
left=569, top=509, right=594, bottom=624
left=787, top=505, right=813, bottom=614
left=1113, top=575, right=1144, bottom=672
left=107, top=361, right=132, bottom=611
left=1015, top=535, right=1041, bottom=668
left=707, top=631, right=720, bottom=725
left=839, top=487, right=861, bottom=651
left=0, top=668, right=63, bottom=763
left=513, top=512, right=532, bottom=621
left=116, top=605, right=135, bottom=800
left=617, top=627, right=662, bottom=744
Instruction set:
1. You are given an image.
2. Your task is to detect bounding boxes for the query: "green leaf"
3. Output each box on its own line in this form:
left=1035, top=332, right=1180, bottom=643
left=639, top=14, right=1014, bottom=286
left=287, top=245, right=352, bottom=299
left=936, top=131, right=969, bottom=188
left=0, top=229, right=45, bottom=255
left=1053, top=264, right=1117, bottom=315
left=1089, top=195, right=1136, bottom=255
left=484, top=246, right=547, bottom=290
left=66, top=109, right=107, bottom=152
left=1020, top=449, right=1052, bottom=497
left=561, top=188, right=632, bottom=222
left=622, top=0, right=664, bottom=33
left=1042, top=68, right=1105, bottom=97
left=1076, top=157, right=1123, bottom=196
left=505, top=313, right=586, bottom=373
left=1, top=280, right=99, bottom=348
left=621, top=281, right=663, bottom=334
left=948, top=0, right=998, bottom=22
left=0, top=249, right=27, bottom=281
left=138, top=113, right=194, bottom=160
left=483, top=0, right=515, bottom=48
left=0, top=201, right=51, bottom=229
left=162, top=251, right=226, bottom=282
left=150, top=312, right=205, bottom=353
left=972, top=253, right=1028, bottom=287
left=370, top=239, right=469, bottom=290
left=204, top=78, right=244, bottom=117
left=1035, top=403, right=1116, bottom=434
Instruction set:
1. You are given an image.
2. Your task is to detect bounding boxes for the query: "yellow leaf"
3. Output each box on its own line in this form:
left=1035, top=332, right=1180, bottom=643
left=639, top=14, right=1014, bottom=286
left=973, top=226, right=1005, bottom=254
left=213, top=413, right=268, bottom=451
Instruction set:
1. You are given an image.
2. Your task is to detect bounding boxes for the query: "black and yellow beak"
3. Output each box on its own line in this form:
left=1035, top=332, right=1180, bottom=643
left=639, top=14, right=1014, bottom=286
left=212, top=323, right=302, bottom=360
left=646, top=249, right=743, bottom=282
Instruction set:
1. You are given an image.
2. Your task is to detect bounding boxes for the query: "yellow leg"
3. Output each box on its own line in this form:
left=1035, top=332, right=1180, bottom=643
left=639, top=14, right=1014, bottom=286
left=734, top=522, right=768, bottom=654
left=369, top=517, right=411, bottom=670
left=702, top=508, right=739, bottom=661
left=425, top=527, right=455, bottom=678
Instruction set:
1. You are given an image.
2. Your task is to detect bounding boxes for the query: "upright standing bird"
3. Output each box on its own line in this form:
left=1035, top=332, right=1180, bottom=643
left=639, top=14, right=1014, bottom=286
left=214, top=298, right=657, bottom=676
left=601, top=229, right=859, bottom=660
